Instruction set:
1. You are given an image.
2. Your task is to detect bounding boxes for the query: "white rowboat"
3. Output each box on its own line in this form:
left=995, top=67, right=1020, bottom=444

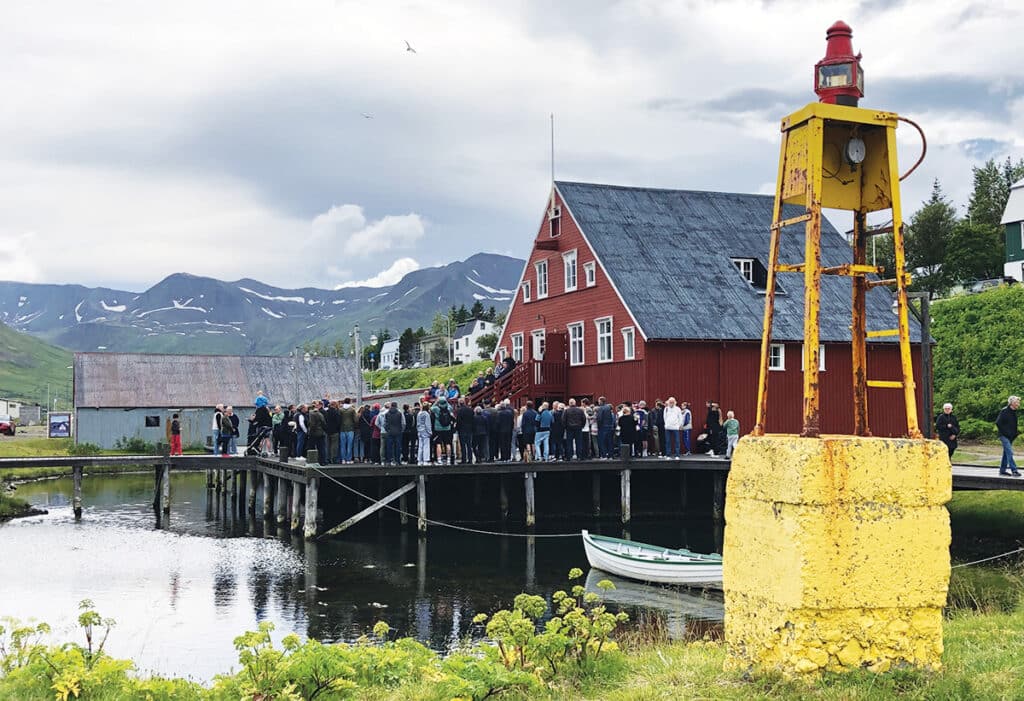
left=581, top=530, right=723, bottom=587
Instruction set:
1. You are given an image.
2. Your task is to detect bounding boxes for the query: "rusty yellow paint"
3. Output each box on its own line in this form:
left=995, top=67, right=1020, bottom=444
left=724, top=435, right=951, bottom=675
left=757, top=101, right=919, bottom=438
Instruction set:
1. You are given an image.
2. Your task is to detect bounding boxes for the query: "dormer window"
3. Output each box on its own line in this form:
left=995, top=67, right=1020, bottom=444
left=549, top=205, right=561, bottom=237
left=731, top=256, right=783, bottom=294
left=732, top=258, right=754, bottom=284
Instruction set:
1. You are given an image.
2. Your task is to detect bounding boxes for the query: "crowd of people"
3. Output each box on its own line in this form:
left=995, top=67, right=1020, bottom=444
left=217, top=382, right=745, bottom=465
left=210, top=387, right=1024, bottom=470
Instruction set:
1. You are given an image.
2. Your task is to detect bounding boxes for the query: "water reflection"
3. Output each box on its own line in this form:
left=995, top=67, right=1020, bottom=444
left=2, top=472, right=726, bottom=681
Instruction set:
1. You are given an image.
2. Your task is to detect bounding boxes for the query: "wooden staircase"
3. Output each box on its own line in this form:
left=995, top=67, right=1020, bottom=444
left=468, top=332, right=569, bottom=407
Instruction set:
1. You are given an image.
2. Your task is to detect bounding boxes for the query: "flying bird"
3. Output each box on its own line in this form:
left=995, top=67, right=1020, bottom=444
left=404, top=40, right=417, bottom=54
left=361, top=112, right=373, bottom=119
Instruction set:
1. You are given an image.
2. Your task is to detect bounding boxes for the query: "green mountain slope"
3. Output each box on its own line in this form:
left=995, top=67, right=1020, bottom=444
left=932, top=284, right=1024, bottom=436
left=0, top=321, right=74, bottom=407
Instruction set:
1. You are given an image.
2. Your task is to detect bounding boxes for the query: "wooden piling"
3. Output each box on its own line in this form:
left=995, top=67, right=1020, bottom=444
left=263, top=472, right=273, bottom=520
left=499, top=477, right=509, bottom=521
left=592, top=473, right=601, bottom=516
left=206, top=469, right=214, bottom=489
left=399, top=491, right=408, bottom=525
left=214, top=469, right=222, bottom=493
left=525, top=534, right=536, bottom=588
left=161, top=462, right=170, bottom=514
left=238, top=470, right=247, bottom=507
left=247, top=470, right=257, bottom=512
left=712, top=473, right=725, bottom=523
left=275, top=477, right=287, bottom=525
left=290, top=483, right=302, bottom=533
left=72, top=465, right=83, bottom=519
left=304, top=476, right=319, bottom=539
left=231, top=471, right=239, bottom=500
left=525, top=472, right=536, bottom=528
left=620, top=469, right=631, bottom=525
left=417, top=474, right=427, bottom=533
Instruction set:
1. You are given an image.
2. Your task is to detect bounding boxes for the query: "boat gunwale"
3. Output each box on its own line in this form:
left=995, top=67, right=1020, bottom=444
left=582, top=530, right=723, bottom=566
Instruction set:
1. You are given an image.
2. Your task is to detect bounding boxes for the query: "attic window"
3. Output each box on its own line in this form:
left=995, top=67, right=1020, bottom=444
left=549, top=206, right=561, bottom=237
left=731, top=257, right=784, bottom=294
left=732, top=258, right=754, bottom=284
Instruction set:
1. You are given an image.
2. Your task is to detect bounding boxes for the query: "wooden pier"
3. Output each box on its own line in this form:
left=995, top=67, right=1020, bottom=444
left=1, top=452, right=1020, bottom=538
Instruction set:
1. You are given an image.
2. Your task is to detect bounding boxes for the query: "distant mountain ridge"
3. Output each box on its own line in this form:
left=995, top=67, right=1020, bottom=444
left=0, top=253, right=525, bottom=355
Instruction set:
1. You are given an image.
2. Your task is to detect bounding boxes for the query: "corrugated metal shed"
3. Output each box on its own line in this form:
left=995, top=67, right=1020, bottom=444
left=555, top=181, right=921, bottom=343
left=74, top=352, right=361, bottom=408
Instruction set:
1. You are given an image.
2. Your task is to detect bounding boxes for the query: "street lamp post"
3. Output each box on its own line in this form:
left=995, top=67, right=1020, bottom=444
left=350, top=324, right=364, bottom=406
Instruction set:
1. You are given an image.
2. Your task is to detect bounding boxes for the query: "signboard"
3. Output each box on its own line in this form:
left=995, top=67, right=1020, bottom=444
left=48, top=412, right=72, bottom=438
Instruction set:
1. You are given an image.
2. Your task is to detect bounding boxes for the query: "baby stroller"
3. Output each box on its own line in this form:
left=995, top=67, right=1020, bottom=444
left=246, top=417, right=273, bottom=456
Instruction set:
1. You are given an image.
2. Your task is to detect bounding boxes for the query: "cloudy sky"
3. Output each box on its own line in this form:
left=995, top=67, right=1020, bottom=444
left=2, top=0, right=1021, bottom=291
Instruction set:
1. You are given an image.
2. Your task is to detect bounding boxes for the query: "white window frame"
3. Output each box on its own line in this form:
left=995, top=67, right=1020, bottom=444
left=621, top=326, right=635, bottom=360
left=732, top=258, right=754, bottom=284
left=535, top=260, right=549, bottom=299
left=522, top=280, right=531, bottom=303
left=563, top=249, right=578, bottom=292
left=511, top=333, right=524, bottom=363
left=595, top=316, right=613, bottom=363
left=549, top=205, right=561, bottom=238
left=769, top=343, right=786, bottom=371
left=531, top=328, right=546, bottom=361
left=584, top=261, right=596, bottom=287
left=498, top=347, right=507, bottom=361
left=568, top=322, right=585, bottom=366
left=801, top=343, right=826, bottom=371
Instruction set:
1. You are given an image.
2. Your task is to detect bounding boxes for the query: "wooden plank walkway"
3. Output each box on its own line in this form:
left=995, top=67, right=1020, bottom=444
left=0, top=453, right=1018, bottom=490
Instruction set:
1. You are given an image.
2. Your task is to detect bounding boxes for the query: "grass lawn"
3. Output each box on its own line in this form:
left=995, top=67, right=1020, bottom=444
left=364, top=359, right=494, bottom=394
left=948, top=490, right=1024, bottom=539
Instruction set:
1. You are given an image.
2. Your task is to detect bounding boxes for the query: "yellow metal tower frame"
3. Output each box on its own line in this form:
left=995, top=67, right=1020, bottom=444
left=752, top=102, right=920, bottom=438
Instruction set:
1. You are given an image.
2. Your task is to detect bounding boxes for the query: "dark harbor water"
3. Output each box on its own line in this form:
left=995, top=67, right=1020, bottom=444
left=1, top=472, right=725, bottom=681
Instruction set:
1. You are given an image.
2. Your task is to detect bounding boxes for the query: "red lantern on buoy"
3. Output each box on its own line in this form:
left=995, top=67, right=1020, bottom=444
left=814, top=21, right=864, bottom=106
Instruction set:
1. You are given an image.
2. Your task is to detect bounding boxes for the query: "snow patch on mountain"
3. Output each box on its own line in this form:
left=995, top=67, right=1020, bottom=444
left=238, top=286, right=306, bottom=304
left=465, top=276, right=514, bottom=295
left=100, top=301, right=126, bottom=312
left=261, top=307, right=284, bottom=319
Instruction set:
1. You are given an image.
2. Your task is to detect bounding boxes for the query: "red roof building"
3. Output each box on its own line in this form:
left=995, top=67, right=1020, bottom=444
left=483, top=181, right=924, bottom=438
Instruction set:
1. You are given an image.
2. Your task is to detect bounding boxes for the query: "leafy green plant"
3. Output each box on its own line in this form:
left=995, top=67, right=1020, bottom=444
left=67, top=442, right=102, bottom=456
left=113, top=436, right=155, bottom=454
left=956, top=418, right=994, bottom=441
left=474, top=568, right=628, bottom=682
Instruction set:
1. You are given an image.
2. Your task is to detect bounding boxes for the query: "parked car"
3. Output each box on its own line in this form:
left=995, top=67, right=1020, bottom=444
left=0, top=415, right=15, bottom=436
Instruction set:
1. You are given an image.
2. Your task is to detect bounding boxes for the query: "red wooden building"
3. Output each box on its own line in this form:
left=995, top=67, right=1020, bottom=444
left=484, top=181, right=923, bottom=438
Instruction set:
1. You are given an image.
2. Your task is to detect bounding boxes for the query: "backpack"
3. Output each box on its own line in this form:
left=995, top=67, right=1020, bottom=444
left=437, top=405, right=452, bottom=428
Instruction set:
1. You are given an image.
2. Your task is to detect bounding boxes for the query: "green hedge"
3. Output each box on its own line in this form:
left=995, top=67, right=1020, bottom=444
left=932, top=285, right=1024, bottom=427
left=364, top=360, right=494, bottom=393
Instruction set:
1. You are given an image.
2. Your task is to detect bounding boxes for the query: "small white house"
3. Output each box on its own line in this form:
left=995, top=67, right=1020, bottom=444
left=452, top=319, right=497, bottom=364
left=379, top=339, right=400, bottom=369
left=1002, top=178, right=1024, bottom=282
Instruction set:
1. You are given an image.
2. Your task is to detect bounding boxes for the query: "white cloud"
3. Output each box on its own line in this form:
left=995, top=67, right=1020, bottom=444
left=0, top=1, right=1021, bottom=290
left=0, top=232, right=42, bottom=282
left=336, top=258, right=420, bottom=289
left=310, top=205, right=425, bottom=257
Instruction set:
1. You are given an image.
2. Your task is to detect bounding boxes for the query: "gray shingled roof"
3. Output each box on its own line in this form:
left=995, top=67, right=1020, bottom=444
left=75, top=352, right=361, bottom=408
left=556, top=181, right=920, bottom=343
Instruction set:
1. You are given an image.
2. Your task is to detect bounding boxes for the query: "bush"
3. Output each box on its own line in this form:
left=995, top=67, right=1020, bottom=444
left=67, top=442, right=102, bottom=456
left=932, top=285, right=1024, bottom=425
left=957, top=418, right=995, bottom=441
left=0, top=571, right=630, bottom=700
left=112, top=436, right=155, bottom=454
